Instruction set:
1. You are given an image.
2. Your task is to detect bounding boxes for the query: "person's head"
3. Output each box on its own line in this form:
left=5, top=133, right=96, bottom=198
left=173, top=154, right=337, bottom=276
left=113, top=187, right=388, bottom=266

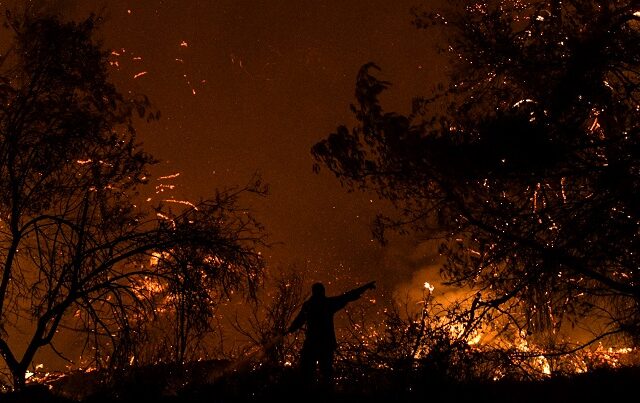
left=311, top=282, right=325, bottom=297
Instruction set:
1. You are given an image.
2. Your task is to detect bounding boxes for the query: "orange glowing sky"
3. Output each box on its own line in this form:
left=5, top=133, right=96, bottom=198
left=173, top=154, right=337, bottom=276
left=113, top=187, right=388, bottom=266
left=35, top=0, right=449, bottom=290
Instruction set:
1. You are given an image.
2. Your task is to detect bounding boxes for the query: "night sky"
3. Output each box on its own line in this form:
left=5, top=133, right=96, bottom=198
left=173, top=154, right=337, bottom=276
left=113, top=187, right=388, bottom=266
left=39, top=0, right=449, bottom=293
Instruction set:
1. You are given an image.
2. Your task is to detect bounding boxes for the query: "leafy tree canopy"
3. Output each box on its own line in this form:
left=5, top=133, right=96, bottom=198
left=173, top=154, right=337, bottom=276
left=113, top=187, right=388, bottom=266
left=313, top=0, right=640, bottom=344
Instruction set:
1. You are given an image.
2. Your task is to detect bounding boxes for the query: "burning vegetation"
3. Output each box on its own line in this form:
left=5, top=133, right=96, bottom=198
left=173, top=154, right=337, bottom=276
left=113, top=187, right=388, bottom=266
left=313, top=0, right=640, bottom=383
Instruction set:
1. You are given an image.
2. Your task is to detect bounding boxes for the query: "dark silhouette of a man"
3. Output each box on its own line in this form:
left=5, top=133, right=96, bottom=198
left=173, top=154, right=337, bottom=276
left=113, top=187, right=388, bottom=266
left=286, top=281, right=376, bottom=386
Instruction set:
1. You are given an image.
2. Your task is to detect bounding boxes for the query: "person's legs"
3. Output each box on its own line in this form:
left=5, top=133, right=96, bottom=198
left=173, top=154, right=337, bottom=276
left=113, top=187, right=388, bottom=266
left=318, top=349, right=334, bottom=391
left=299, top=347, right=316, bottom=386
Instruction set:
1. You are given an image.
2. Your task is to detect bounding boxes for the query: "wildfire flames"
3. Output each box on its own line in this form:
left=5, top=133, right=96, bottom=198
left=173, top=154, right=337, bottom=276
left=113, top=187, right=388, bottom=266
left=14, top=277, right=639, bottom=397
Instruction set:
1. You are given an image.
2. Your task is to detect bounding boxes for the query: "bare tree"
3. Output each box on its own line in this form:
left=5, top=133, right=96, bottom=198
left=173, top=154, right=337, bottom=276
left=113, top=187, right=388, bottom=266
left=0, top=12, right=266, bottom=390
left=233, top=267, right=305, bottom=367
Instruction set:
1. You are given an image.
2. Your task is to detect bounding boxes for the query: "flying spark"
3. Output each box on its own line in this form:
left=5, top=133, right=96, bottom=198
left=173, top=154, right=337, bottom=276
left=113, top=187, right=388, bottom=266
left=157, top=173, right=181, bottom=180
left=163, top=199, right=199, bottom=210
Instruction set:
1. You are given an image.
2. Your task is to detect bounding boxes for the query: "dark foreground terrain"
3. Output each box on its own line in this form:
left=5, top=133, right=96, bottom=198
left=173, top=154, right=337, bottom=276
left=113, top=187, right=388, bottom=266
left=3, top=364, right=638, bottom=403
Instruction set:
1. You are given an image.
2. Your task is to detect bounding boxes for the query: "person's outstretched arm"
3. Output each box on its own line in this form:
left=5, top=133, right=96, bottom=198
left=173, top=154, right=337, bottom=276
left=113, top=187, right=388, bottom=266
left=332, top=281, right=376, bottom=311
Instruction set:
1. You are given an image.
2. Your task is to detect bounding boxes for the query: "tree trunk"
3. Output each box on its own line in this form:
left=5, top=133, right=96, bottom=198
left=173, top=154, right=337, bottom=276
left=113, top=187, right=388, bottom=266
left=11, top=366, right=26, bottom=392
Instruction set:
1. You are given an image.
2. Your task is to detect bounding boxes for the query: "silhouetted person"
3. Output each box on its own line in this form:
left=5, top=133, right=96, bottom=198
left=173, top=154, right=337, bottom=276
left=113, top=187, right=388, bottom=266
left=286, top=280, right=376, bottom=389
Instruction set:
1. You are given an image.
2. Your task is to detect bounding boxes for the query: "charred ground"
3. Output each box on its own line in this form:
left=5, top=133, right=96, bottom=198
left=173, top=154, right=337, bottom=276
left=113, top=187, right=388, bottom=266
left=4, top=363, right=639, bottom=403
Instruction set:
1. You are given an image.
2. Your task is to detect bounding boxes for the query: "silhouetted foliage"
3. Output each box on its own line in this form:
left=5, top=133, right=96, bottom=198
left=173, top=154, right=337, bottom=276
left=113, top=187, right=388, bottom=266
left=0, top=11, right=266, bottom=390
left=233, top=267, right=305, bottom=367
left=313, top=0, right=640, bottom=349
